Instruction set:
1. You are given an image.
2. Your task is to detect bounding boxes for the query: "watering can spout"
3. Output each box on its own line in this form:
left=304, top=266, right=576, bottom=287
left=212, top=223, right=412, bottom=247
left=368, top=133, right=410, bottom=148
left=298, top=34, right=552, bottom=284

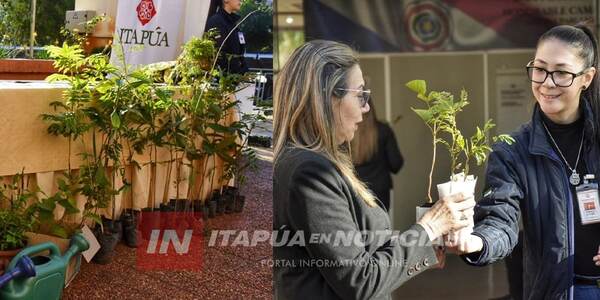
left=64, top=234, right=89, bottom=262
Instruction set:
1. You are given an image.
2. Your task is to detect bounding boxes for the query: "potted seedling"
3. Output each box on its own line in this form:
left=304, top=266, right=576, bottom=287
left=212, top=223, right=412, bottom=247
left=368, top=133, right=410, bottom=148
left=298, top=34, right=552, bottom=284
left=0, top=173, right=36, bottom=274
left=222, top=111, right=264, bottom=213
left=44, top=42, right=136, bottom=264
left=406, top=79, right=514, bottom=244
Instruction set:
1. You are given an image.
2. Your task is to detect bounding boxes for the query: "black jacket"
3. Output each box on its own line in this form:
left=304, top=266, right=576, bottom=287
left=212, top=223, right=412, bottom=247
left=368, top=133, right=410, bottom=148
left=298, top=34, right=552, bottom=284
left=464, top=100, right=600, bottom=300
left=355, top=121, right=403, bottom=210
left=273, top=146, right=437, bottom=300
left=205, top=8, right=248, bottom=74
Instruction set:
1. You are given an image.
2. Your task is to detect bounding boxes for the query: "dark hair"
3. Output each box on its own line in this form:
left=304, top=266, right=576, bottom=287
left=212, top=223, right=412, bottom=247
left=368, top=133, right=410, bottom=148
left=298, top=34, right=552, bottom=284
left=537, top=24, right=600, bottom=143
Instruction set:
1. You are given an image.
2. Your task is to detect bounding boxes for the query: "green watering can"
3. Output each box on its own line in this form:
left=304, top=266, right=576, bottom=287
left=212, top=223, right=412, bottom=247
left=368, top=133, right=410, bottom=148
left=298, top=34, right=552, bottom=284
left=0, top=233, right=89, bottom=300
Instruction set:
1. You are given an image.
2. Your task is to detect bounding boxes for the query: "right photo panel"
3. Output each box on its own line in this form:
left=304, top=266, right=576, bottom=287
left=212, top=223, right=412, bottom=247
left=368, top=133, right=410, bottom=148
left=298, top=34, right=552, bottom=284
left=273, top=1, right=600, bottom=299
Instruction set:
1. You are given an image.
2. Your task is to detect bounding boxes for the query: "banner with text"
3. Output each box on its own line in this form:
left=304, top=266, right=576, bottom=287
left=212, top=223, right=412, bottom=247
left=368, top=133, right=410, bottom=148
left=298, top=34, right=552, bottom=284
left=111, top=0, right=211, bottom=68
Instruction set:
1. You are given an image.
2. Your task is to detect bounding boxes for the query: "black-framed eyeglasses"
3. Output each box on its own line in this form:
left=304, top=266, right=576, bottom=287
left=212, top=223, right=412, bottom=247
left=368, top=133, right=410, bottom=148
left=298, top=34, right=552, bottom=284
left=336, top=88, right=371, bottom=107
left=526, top=61, right=588, bottom=87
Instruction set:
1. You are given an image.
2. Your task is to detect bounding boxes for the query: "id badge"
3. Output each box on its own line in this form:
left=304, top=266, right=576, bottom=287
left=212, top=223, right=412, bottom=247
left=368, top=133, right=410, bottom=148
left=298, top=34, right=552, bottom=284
left=238, top=32, right=246, bottom=45
left=575, top=180, right=600, bottom=225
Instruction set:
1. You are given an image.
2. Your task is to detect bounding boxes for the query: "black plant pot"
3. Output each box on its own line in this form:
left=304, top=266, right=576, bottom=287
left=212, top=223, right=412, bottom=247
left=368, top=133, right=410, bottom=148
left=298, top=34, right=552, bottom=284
left=192, top=200, right=202, bottom=212
left=102, top=216, right=122, bottom=243
left=202, top=204, right=210, bottom=221
left=208, top=200, right=217, bottom=218
left=170, top=198, right=192, bottom=212
left=211, top=190, right=225, bottom=215
left=223, top=186, right=237, bottom=196
left=216, top=197, right=226, bottom=215
left=161, top=200, right=176, bottom=212
left=193, top=200, right=209, bottom=221
left=121, top=210, right=139, bottom=248
left=234, top=195, right=246, bottom=213
left=224, top=193, right=234, bottom=214
left=211, top=189, right=221, bottom=199
left=93, top=227, right=119, bottom=264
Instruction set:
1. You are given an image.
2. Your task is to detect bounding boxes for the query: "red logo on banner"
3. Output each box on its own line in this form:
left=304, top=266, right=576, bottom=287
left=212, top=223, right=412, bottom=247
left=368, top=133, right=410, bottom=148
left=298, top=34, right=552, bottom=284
left=136, top=212, right=204, bottom=271
left=136, top=0, right=157, bottom=26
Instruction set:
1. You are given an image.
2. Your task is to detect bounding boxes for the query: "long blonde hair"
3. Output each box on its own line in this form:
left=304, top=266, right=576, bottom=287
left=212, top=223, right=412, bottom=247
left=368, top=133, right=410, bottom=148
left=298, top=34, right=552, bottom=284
left=351, top=105, right=379, bottom=165
left=273, top=40, right=377, bottom=207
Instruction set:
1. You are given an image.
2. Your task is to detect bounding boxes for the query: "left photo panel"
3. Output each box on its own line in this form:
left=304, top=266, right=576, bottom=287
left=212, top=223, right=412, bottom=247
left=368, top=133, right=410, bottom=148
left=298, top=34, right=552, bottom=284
left=0, top=0, right=274, bottom=299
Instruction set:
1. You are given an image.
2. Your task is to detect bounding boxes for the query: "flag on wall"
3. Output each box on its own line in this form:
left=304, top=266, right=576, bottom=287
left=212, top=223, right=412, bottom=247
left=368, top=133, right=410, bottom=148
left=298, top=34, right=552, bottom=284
left=304, top=0, right=597, bottom=52
left=111, top=0, right=211, bottom=68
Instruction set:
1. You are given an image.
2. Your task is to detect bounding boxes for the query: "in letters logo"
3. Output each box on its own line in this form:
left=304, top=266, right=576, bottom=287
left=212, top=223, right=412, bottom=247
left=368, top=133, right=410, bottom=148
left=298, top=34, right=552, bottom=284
left=136, top=212, right=203, bottom=271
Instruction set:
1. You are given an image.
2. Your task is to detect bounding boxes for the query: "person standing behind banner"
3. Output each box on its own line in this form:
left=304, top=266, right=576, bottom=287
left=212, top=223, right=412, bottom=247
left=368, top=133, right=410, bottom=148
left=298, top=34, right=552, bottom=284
left=205, top=0, right=249, bottom=75
left=351, top=105, right=403, bottom=212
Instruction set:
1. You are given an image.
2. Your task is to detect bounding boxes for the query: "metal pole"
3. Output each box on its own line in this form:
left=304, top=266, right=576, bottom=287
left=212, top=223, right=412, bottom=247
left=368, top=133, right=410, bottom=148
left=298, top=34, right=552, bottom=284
left=29, top=0, right=36, bottom=58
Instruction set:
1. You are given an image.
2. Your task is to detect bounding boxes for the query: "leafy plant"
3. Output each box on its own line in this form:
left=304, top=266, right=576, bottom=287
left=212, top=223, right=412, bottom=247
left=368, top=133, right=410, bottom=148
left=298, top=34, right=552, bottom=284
left=406, top=79, right=514, bottom=203
left=30, top=173, right=81, bottom=238
left=0, top=172, right=36, bottom=250
left=221, top=110, right=264, bottom=196
left=38, top=27, right=259, bottom=226
left=42, top=42, right=121, bottom=228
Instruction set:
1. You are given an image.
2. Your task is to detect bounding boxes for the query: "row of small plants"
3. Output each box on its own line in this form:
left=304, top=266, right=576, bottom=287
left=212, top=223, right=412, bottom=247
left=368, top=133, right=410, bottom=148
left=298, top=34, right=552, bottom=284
left=0, top=33, right=263, bottom=266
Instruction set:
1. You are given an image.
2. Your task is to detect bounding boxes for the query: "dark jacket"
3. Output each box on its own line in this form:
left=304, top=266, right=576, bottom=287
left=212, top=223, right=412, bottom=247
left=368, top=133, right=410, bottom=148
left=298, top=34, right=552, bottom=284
left=355, top=121, right=403, bottom=210
left=464, top=101, right=600, bottom=300
left=273, top=146, right=437, bottom=300
left=205, top=8, right=248, bottom=74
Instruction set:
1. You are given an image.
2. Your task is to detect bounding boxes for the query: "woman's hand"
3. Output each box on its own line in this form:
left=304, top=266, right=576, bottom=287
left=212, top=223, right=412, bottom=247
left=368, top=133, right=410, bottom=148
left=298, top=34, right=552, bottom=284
left=594, top=245, right=600, bottom=267
left=446, top=234, right=484, bottom=254
left=417, top=193, right=475, bottom=241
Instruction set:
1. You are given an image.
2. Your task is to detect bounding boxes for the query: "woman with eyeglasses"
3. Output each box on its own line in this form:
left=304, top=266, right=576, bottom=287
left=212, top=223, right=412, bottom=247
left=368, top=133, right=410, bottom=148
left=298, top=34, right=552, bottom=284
left=273, top=39, right=475, bottom=299
left=452, top=24, right=600, bottom=300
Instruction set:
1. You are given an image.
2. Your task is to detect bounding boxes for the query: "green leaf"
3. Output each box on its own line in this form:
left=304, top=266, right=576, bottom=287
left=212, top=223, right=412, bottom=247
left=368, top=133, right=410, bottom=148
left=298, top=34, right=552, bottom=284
left=456, top=135, right=466, bottom=150
left=50, top=224, right=69, bottom=239
left=95, top=81, right=113, bottom=94
left=417, top=93, right=429, bottom=102
left=38, top=197, right=57, bottom=212
left=95, top=167, right=109, bottom=187
left=58, top=197, right=80, bottom=214
left=111, top=111, right=121, bottom=128
left=207, top=123, right=232, bottom=133
left=406, top=80, right=426, bottom=95
left=85, top=212, right=103, bottom=226
left=46, top=74, right=71, bottom=83
left=411, top=108, right=433, bottom=123
left=38, top=209, right=55, bottom=222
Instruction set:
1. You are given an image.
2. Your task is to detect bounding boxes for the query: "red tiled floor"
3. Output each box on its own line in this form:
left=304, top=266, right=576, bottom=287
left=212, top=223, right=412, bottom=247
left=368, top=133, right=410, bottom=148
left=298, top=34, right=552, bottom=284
left=62, top=148, right=274, bottom=300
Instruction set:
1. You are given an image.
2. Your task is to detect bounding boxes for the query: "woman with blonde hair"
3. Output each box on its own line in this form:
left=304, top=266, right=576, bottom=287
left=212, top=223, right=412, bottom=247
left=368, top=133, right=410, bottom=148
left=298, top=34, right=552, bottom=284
left=351, top=105, right=403, bottom=211
left=273, top=39, right=476, bottom=299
